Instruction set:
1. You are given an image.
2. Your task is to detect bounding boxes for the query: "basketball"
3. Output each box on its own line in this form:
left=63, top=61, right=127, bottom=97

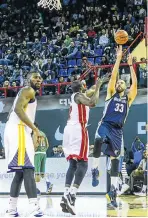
left=114, top=30, right=128, bottom=45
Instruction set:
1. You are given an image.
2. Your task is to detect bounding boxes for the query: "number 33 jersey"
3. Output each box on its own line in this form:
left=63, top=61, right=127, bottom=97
left=101, top=93, right=129, bottom=128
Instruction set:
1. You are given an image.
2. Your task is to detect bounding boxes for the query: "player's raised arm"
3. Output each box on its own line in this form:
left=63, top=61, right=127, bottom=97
left=14, top=87, right=37, bottom=131
left=106, top=45, right=123, bottom=100
left=127, top=54, right=137, bottom=107
left=75, top=76, right=108, bottom=107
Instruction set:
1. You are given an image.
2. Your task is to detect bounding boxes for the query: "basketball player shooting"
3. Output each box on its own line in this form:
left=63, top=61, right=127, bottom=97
left=60, top=76, right=109, bottom=215
left=92, top=45, right=137, bottom=207
left=4, top=72, right=44, bottom=217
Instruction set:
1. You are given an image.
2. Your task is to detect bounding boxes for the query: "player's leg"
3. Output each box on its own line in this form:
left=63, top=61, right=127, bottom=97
left=40, top=154, right=53, bottom=194
left=24, top=132, right=43, bottom=216
left=105, top=128, right=123, bottom=207
left=6, top=172, right=23, bottom=216
left=4, top=125, right=23, bottom=216
left=92, top=123, right=108, bottom=186
left=23, top=168, right=43, bottom=216
left=60, top=158, right=77, bottom=213
left=34, top=154, right=42, bottom=195
left=65, top=160, right=88, bottom=215
left=106, top=156, right=119, bottom=208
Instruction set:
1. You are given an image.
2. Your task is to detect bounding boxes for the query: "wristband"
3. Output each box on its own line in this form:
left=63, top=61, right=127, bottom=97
left=129, top=65, right=133, bottom=66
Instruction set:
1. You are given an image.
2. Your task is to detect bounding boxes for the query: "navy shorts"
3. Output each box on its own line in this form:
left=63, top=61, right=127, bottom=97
left=95, top=122, right=123, bottom=157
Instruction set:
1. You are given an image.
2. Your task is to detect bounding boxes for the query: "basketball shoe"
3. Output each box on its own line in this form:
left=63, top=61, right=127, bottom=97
left=60, top=196, right=69, bottom=213
left=5, top=210, right=19, bottom=217
left=28, top=205, right=43, bottom=217
left=106, top=188, right=118, bottom=208
left=92, top=167, right=99, bottom=187
left=46, top=182, right=53, bottom=194
left=60, top=193, right=76, bottom=215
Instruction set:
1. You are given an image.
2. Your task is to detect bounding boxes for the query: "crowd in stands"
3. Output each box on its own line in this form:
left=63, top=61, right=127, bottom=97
left=0, top=0, right=147, bottom=97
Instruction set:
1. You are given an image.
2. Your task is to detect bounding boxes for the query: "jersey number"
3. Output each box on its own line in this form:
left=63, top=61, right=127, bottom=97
left=114, top=103, right=124, bottom=113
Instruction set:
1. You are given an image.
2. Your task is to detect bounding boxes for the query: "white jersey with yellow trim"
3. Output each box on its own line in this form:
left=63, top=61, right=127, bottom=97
left=67, top=93, right=89, bottom=126
left=8, top=89, right=37, bottom=133
left=4, top=88, right=37, bottom=172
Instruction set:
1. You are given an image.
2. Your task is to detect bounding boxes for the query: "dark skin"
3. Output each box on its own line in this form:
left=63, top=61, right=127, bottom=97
left=75, top=76, right=109, bottom=107
left=14, top=72, right=42, bottom=140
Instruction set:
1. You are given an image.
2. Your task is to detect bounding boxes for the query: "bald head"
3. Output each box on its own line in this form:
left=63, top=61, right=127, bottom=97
left=71, top=80, right=82, bottom=93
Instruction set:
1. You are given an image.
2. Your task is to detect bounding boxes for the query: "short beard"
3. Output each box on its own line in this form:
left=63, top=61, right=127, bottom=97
left=116, top=88, right=124, bottom=93
left=30, top=81, right=40, bottom=91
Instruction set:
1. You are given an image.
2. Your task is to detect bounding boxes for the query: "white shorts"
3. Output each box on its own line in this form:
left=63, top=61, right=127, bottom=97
left=62, top=124, right=89, bottom=161
left=4, top=122, right=35, bottom=172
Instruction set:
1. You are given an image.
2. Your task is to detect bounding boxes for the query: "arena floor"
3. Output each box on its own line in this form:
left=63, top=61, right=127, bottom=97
left=0, top=195, right=147, bottom=217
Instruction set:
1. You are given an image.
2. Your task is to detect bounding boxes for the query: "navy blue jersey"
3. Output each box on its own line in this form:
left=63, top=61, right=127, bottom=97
left=101, top=93, right=129, bottom=128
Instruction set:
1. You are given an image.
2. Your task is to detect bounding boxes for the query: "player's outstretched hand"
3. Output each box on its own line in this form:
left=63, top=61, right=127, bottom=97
left=97, top=73, right=110, bottom=86
left=127, top=53, right=133, bottom=66
left=116, top=45, right=122, bottom=60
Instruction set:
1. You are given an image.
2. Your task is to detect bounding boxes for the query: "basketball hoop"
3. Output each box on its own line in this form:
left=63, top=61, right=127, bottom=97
left=37, top=0, right=62, bottom=10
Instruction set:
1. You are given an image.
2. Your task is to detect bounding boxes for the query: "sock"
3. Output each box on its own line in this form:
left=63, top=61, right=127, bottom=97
left=8, top=197, right=18, bottom=212
left=70, top=186, right=78, bottom=196
left=111, top=177, right=118, bottom=190
left=142, top=185, right=147, bottom=192
left=41, top=176, right=50, bottom=187
left=64, top=187, right=70, bottom=197
left=45, top=174, right=50, bottom=183
left=36, top=182, right=40, bottom=190
left=92, top=157, right=99, bottom=169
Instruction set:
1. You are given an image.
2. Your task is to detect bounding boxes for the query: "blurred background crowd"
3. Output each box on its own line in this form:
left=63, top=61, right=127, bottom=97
left=0, top=0, right=147, bottom=97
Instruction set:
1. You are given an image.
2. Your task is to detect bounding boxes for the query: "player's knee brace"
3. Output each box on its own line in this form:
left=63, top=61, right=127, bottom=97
left=23, top=168, right=34, bottom=179
left=77, top=160, right=88, bottom=173
left=93, top=138, right=103, bottom=158
left=74, top=160, right=88, bottom=186
left=23, top=168, right=37, bottom=198
left=69, top=158, right=77, bottom=171
left=10, top=172, right=24, bottom=197
left=65, top=159, right=77, bottom=186
left=110, top=159, right=119, bottom=177
left=13, top=172, right=23, bottom=185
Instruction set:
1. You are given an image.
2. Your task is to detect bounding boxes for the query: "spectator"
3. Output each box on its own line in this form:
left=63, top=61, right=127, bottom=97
left=69, top=22, right=79, bottom=37
left=99, top=29, right=109, bottom=47
left=64, top=34, right=73, bottom=47
left=59, top=76, right=66, bottom=94
left=129, top=149, right=147, bottom=196
left=66, top=42, right=78, bottom=59
left=40, top=32, right=47, bottom=44
left=57, top=145, right=65, bottom=157
left=52, top=147, right=59, bottom=157
left=81, top=40, right=94, bottom=57
left=0, top=0, right=146, bottom=97
left=71, top=65, right=82, bottom=75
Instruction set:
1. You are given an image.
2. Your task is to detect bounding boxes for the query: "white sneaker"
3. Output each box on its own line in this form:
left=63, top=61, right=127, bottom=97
left=134, top=190, right=147, bottom=197
left=5, top=210, right=19, bottom=217
left=28, top=206, right=44, bottom=217
left=117, top=184, right=130, bottom=196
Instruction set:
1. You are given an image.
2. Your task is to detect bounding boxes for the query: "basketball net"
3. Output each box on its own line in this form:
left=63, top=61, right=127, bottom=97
left=37, top=0, right=62, bottom=10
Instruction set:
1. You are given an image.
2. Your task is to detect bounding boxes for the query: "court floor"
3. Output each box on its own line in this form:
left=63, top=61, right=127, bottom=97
left=0, top=195, right=147, bottom=217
